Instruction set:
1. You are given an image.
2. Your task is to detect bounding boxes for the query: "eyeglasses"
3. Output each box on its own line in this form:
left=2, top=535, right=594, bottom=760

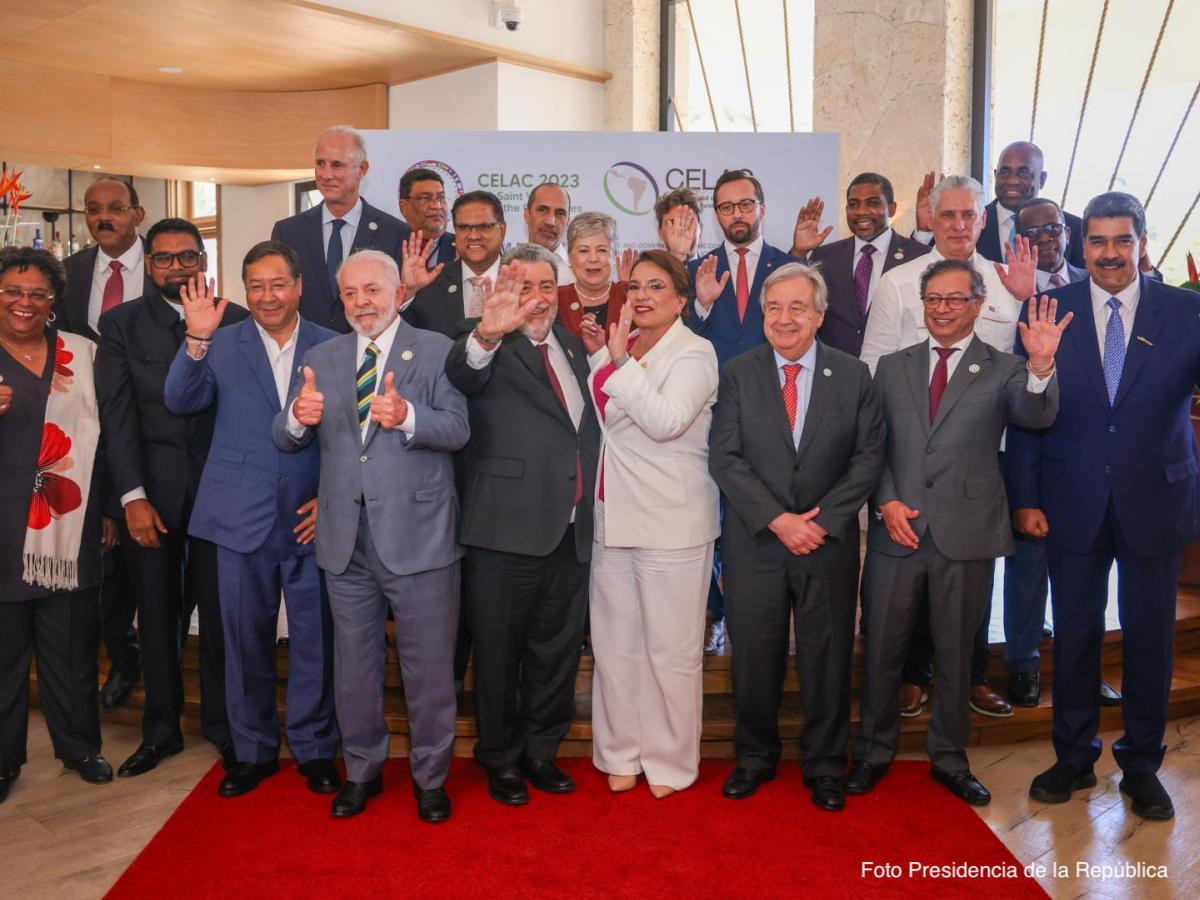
left=85, top=203, right=138, bottom=216
left=714, top=199, right=760, bottom=216
left=0, top=286, right=54, bottom=303
left=149, top=250, right=203, bottom=270
left=246, top=278, right=296, bottom=298
left=456, top=222, right=499, bottom=235
left=922, top=293, right=974, bottom=310
left=408, top=193, right=447, bottom=206
left=1019, top=223, right=1065, bottom=239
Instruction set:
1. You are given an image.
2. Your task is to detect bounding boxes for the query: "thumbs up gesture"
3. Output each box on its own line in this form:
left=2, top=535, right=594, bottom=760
left=293, top=366, right=324, bottom=426
left=369, top=371, right=408, bottom=430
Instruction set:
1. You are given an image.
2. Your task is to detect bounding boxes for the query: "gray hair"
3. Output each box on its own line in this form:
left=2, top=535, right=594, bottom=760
left=930, top=175, right=985, bottom=216
left=338, top=248, right=400, bottom=288
left=315, top=124, right=367, bottom=166
left=567, top=211, right=617, bottom=250
left=760, top=262, right=829, bottom=314
left=501, top=242, right=559, bottom=281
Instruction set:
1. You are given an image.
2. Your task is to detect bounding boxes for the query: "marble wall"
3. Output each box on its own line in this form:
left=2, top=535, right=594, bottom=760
left=604, top=0, right=661, bottom=131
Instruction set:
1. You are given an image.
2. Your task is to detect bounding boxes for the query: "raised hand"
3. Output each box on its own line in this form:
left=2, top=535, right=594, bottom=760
left=294, top=497, right=318, bottom=544
left=179, top=273, right=227, bottom=339
left=880, top=499, right=920, bottom=550
left=400, top=231, right=444, bottom=294
left=914, top=170, right=941, bottom=232
left=370, top=371, right=409, bottom=430
left=1018, top=294, right=1073, bottom=369
left=580, top=312, right=606, bottom=356
left=661, top=207, right=699, bottom=261
left=293, top=366, right=324, bottom=426
left=477, top=260, right=538, bottom=341
left=694, top=255, right=730, bottom=311
left=997, top=234, right=1036, bottom=302
left=790, top=197, right=832, bottom=256
left=607, top=299, right=634, bottom=364
left=617, top=247, right=639, bottom=283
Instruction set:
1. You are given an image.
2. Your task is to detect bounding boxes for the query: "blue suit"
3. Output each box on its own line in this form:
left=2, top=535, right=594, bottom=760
left=1007, top=274, right=1200, bottom=773
left=164, top=316, right=340, bottom=765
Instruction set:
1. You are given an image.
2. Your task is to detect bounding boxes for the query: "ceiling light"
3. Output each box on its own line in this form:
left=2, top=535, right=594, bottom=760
left=157, top=66, right=183, bottom=74
left=92, top=164, right=101, bottom=169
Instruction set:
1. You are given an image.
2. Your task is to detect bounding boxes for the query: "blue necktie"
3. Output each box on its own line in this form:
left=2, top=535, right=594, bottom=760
left=1005, top=217, right=1017, bottom=254
left=327, top=218, right=346, bottom=299
left=1103, top=297, right=1125, bottom=405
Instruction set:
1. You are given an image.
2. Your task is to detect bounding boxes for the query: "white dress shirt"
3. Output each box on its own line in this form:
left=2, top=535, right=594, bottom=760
left=694, top=235, right=765, bottom=321
left=774, top=342, right=817, bottom=448
left=89, top=240, right=144, bottom=333
left=1036, top=261, right=1071, bottom=292
left=1089, top=277, right=1139, bottom=363
left=254, top=318, right=299, bottom=408
left=552, top=242, right=574, bottom=286
left=322, top=197, right=363, bottom=260
left=994, top=204, right=1017, bottom=251
left=854, top=229, right=893, bottom=311
left=928, top=332, right=1050, bottom=393
left=460, top=257, right=502, bottom=318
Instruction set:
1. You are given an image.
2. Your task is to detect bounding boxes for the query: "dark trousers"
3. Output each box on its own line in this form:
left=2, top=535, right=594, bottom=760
left=120, top=525, right=227, bottom=747
left=1048, top=501, right=1179, bottom=774
left=1002, top=533, right=1050, bottom=673
left=465, top=526, right=588, bottom=768
left=725, top=562, right=856, bottom=778
left=900, top=590, right=992, bottom=688
left=0, top=588, right=101, bottom=772
left=100, top=548, right=140, bottom=676
left=217, top=523, right=338, bottom=766
left=856, top=540, right=992, bottom=773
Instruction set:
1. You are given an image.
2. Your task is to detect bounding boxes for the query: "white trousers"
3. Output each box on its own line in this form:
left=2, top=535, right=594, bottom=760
left=589, top=502, right=713, bottom=789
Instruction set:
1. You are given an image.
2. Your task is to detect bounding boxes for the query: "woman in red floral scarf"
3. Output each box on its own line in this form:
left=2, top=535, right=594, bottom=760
left=0, top=247, right=110, bottom=805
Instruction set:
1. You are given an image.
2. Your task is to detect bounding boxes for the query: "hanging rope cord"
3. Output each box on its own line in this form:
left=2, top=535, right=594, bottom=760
left=1060, top=0, right=1110, bottom=208
left=684, top=1, right=720, bottom=132
left=1145, top=77, right=1200, bottom=210
left=1109, top=0, right=1175, bottom=190
left=782, top=0, right=795, bottom=132
left=1158, top=188, right=1200, bottom=269
left=1030, top=0, right=1050, bottom=140
left=733, top=0, right=757, bottom=131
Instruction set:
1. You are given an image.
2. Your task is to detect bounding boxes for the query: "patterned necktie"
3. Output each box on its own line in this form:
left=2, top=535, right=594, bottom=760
left=1049, top=272, right=1065, bottom=287
left=853, top=244, right=876, bottom=318
left=782, top=364, right=802, bottom=433
left=537, top=343, right=582, bottom=506
left=1103, top=297, right=1125, bottom=405
left=101, top=260, right=124, bottom=314
left=928, top=346, right=959, bottom=424
left=734, top=247, right=750, bottom=323
left=356, top=341, right=379, bottom=432
left=327, top=219, right=346, bottom=299
left=468, top=276, right=486, bottom=317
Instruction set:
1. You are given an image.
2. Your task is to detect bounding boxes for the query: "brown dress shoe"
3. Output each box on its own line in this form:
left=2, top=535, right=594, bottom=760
left=969, top=683, right=1014, bottom=717
left=899, top=683, right=928, bottom=718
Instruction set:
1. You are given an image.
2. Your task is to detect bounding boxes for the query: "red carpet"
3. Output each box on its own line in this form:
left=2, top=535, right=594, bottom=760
left=107, top=758, right=1044, bottom=898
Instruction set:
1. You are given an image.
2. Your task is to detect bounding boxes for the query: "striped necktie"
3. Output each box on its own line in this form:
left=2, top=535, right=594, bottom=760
left=356, top=342, right=379, bottom=431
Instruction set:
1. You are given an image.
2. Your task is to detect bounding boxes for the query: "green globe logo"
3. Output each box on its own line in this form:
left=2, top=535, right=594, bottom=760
left=604, top=162, right=660, bottom=216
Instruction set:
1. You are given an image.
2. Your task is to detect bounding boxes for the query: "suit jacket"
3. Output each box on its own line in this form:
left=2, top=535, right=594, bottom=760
left=272, top=319, right=469, bottom=577
left=95, top=290, right=248, bottom=529
left=1005, top=274, right=1200, bottom=556
left=59, top=242, right=150, bottom=341
left=428, top=231, right=456, bottom=269
left=870, top=335, right=1059, bottom=561
left=402, top=259, right=475, bottom=338
left=588, top=317, right=720, bottom=550
left=445, top=322, right=601, bottom=560
left=557, top=282, right=626, bottom=338
left=709, top=341, right=885, bottom=576
left=810, top=231, right=930, bottom=357
left=978, top=198, right=1085, bottom=268
left=687, top=242, right=797, bottom=369
left=271, top=199, right=410, bottom=335
left=163, top=317, right=337, bottom=554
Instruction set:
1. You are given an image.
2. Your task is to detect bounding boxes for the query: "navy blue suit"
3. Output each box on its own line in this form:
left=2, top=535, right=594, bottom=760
left=164, top=316, right=340, bottom=765
left=1007, top=274, right=1200, bottom=773
left=427, top=231, right=456, bottom=269
left=978, top=199, right=1085, bottom=269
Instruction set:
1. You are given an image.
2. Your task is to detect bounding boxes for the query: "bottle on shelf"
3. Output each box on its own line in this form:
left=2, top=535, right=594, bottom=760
left=32, top=227, right=45, bottom=250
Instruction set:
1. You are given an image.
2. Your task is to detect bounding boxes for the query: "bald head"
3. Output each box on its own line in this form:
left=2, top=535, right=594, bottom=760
left=994, top=141, right=1048, bottom=212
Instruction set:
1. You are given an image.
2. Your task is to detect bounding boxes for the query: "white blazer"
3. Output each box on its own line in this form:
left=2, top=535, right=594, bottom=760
left=588, top=317, right=720, bottom=550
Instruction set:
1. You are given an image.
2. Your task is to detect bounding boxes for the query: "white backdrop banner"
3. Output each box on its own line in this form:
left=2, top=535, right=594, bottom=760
left=360, top=131, right=840, bottom=255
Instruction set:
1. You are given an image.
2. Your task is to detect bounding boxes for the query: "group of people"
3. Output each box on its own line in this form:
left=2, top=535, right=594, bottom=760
left=1, top=125, right=1196, bottom=828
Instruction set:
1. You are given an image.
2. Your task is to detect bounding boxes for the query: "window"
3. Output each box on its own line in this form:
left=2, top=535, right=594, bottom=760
left=295, top=180, right=322, bottom=213
left=171, top=181, right=221, bottom=293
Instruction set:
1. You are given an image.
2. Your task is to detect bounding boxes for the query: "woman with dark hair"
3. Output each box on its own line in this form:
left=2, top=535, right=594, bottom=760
left=0, top=247, right=111, bottom=804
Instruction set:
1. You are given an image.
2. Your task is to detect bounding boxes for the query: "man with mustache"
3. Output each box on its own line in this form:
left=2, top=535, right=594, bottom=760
left=444, top=244, right=600, bottom=806
left=96, top=218, right=247, bottom=777
left=524, top=184, right=574, bottom=285
left=398, top=168, right=455, bottom=270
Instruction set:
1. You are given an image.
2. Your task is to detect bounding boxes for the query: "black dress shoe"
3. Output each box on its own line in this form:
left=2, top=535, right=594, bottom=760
left=0, top=768, right=19, bottom=804
left=1029, top=761, right=1097, bottom=803
left=486, top=764, right=529, bottom=806
left=219, top=760, right=279, bottom=798
left=1099, top=680, right=1122, bottom=706
left=217, top=742, right=237, bottom=772
left=1009, top=672, right=1041, bottom=708
left=331, top=775, right=382, bottom=818
left=1119, top=772, right=1174, bottom=820
left=721, top=766, right=776, bottom=799
left=118, top=741, right=184, bottom=777
left=63, top=753, right=113, bottom=784
left=804, top=775, right=845, bottom=811
left=931, top=768, right=991, bottom=806
left=298, top=758, right=342, bottom=794
left=100, top=669, right=139, bottom=710
left=414, top=783, right=452, bottom=823
left=521, top=758, right=574, bottom=794
left=844, top=762, right=889, bottom=795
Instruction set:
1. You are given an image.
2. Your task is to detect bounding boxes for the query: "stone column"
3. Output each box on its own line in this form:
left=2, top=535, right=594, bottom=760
left=604, top=0, right=661, bottom=131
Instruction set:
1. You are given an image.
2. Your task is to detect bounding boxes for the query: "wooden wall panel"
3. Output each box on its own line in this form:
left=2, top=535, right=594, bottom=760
left=0, top=60, right=111, bottom=159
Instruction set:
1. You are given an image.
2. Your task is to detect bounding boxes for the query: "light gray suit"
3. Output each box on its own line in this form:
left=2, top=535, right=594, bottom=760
left=273, top=319, right=469, bottom=786
left=856, top=335, right=1058, bottom=773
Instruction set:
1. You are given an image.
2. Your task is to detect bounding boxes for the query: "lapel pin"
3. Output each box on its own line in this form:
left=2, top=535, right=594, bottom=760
left=368, top=221, right=378, bottom=231
left=401, top=349, right=414, bottom=361
left=969, top=363, right=981, bottom=373
left=567, top=348, right=575, bottom=359
left=448, top=284, right=458, bottom=294
left=894, top=249, right=905, bottom=260
left=570, top=301, right=580, bottom=311
left=823, top=368, right=832, bottom=377
left=1136, top=336, right=1153, bottom=346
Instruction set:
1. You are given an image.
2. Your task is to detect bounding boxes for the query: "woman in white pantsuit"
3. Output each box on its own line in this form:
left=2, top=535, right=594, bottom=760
left=580, top=250, right=720, bottom=798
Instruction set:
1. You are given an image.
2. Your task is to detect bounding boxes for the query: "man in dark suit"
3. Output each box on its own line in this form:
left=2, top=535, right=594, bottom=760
left=790, top=173, right=930, bottom=357
left=59, top=176, right=148, bottom=710
left=709, top=262, right=885, bottom=811
left=1009, top=192, right=1200, bottom=821
left=444, top=244, right=600, bottom=806
left=164, top=241, right=341, bottom=799
left=96, top=218, right=247, bottom=777
left=398, top=168, right=455, bottom=270
left=271, top=125, right=410, bottom=334
left=851, top=258, right=1066, bottom=806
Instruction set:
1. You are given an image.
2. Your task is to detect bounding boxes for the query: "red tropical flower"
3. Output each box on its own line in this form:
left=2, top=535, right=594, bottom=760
left=28, top=423, right=81, bottom=529
left=50, top=334, right=74, bottom=393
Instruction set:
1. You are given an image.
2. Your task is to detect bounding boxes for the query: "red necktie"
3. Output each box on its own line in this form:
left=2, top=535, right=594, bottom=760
left=735, top=247, right=750, bottom=323
left=782, top=364, right=802, bottom=430
left=928, top=346, right=959, bottom=423
left=101, top=260, right=124, bottom=314
left=537, top=344, right=582, bottom=506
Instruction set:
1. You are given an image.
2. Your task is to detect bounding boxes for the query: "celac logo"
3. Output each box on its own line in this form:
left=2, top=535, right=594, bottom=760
left=604, top=162, right=660, bottom=216
left=401, top=160, right=465, bottom=199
